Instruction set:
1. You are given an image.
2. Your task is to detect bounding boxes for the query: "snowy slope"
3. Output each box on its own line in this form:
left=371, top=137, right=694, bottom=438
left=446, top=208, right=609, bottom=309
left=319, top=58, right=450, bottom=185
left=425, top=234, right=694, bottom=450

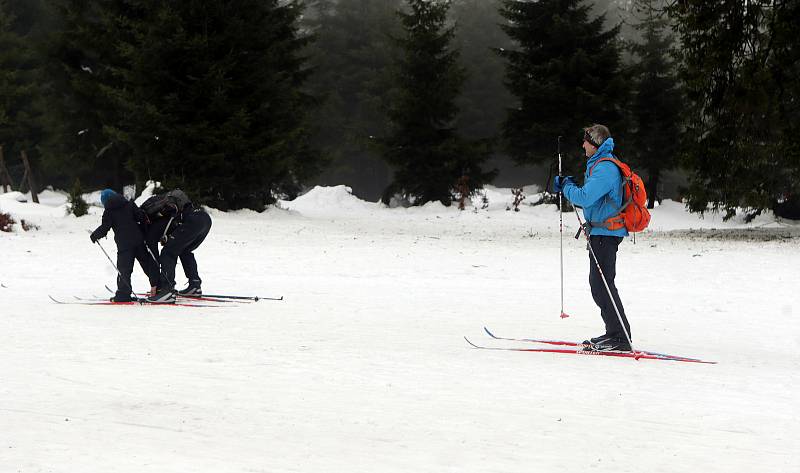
left=1, top=186, right=798, bottom=473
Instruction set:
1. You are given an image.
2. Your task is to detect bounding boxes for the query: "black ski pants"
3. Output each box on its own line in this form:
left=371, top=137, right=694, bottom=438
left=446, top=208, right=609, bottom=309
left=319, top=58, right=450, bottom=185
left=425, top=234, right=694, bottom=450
left=116, top=243, right=160, bottom=299
left=588, top=235, right=631, bottom=340
left=158, top=210, right=212, bottom=290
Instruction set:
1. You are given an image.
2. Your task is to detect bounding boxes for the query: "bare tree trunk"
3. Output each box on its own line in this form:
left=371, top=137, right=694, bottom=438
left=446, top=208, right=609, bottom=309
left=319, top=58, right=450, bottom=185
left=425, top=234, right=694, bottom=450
left=647, top=169, right=660, bottom=209
left=0, top=145, right=14, bottom=192
left=20, top=150, right=39, bottom=204
left=19, top=167, right=28, bottom=193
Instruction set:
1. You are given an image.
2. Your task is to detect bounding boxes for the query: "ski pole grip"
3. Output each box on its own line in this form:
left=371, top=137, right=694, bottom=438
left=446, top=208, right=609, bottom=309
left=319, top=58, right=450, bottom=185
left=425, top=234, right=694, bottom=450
left=557, top=136, right=562, bottom=174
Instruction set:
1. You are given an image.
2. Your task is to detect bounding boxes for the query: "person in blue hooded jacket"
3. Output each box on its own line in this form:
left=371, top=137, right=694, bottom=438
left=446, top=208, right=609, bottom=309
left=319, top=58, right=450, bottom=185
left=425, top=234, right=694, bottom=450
left=553, top=124, right=632, bottom=352
left=90, top=189, right=160, bottom=302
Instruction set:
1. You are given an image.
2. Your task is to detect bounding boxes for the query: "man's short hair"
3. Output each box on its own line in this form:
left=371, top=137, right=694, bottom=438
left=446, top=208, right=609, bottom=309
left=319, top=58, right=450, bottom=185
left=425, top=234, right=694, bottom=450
left=584, top=124, right=611, bottom=148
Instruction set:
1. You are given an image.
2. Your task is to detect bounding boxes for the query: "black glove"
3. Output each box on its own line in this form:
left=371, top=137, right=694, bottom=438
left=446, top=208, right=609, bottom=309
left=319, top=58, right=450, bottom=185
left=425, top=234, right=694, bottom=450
left=90, top=230, right=102, bottom=243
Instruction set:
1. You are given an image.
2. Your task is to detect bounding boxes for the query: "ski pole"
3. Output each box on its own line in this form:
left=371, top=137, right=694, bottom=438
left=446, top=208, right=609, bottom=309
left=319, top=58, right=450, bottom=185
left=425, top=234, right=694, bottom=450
left=144, top=242, right=170, bottom=280
left=572, top=208, right=638, bottom=357
left=95, top=240, right=138, bottom=301
left=145, top=244, right=160, bottom=269
left=142, top=242, right=170, bottom=295
left=557, top=136, right=569, bottom=319
left=181, top=293, right=282, bottom=302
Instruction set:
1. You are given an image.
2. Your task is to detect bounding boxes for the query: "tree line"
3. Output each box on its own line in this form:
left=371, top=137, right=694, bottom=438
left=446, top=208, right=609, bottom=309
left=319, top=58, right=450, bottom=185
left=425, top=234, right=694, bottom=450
left=1, top=0, right=797, bottom=219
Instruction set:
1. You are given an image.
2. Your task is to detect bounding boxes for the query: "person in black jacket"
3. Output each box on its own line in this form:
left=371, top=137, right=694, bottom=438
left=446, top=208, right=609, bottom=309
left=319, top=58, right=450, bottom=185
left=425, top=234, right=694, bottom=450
left=147, top=189, right=212, bottom=303
left=90, top=189, right=160, bottom=302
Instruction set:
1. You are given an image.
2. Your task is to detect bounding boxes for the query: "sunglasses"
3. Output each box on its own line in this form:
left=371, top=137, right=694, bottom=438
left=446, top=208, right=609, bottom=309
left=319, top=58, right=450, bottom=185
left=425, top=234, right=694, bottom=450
left=582, top=131, right=601, bottom=147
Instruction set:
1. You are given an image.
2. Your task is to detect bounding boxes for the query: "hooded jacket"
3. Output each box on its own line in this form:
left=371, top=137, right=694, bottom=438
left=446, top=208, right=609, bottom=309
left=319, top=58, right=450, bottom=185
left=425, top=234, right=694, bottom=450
left=562, top=137, right=629, bottom=237
left=144, top=197, right=197, bottom=249
left=91, top=191, right=147, bottom=250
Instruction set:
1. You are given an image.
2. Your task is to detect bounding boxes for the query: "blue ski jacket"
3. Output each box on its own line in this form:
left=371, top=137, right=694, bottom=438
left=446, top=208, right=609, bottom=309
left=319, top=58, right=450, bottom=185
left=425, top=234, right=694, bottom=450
left=562, top=137, right=629, bottom=237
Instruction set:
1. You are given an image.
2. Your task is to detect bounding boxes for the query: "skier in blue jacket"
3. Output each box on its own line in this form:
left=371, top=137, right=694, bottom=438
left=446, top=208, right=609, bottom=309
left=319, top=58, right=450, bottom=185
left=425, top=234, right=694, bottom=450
left=553, top=124, right=632, bottom=351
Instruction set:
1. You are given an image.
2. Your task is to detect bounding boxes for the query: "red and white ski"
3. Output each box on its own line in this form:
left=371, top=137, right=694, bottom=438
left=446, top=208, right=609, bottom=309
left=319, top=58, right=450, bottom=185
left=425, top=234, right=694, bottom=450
left=49, top=295, right=226, bottom=308
left=482, top=327, right=707, bottom=362
left=468, top=328, right=716, bottom=364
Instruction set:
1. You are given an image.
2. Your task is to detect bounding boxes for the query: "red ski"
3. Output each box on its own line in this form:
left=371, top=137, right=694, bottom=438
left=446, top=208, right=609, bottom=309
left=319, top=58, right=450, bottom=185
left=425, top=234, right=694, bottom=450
left=49, top=295, right=226, bottom=308
left=464, top=337, right=716, bottom=364
left=482, top=327, right=706, bottom=362
left=104, top=285, right=253, bottom=303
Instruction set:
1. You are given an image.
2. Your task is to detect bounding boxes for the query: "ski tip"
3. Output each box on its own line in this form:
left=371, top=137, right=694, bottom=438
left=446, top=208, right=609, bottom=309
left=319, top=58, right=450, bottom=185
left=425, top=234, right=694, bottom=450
left=464, top=336, right=480, bottom=348
left=483, top=327, right=497, bottom=338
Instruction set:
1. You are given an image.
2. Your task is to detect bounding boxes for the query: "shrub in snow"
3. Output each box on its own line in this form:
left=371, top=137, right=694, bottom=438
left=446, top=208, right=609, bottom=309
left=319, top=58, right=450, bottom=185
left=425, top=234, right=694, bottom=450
left=0, top=211, right=39, bottom=232
left=0, top=212, right=13, bottom=232
left=455, top=176, right=470, bottom=210
left=67, top=179, right=89, bottom=217
left=20, top=219, right=39, bottom=231
left=478, top=190, right=490, bottom=210
left=507, top=188, right=525, bottom=212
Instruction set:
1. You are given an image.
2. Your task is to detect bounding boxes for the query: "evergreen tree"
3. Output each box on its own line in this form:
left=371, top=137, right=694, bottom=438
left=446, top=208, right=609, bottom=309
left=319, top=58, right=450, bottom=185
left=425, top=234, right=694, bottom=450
left=303, top=0, right=402, bottom=200
left=625, top=0, right=683, bottom=208
left=67, top=177, right=88, bottom=217
left=37, top=0, right=132, bottom=191
left=382, top=0, right=496, bottom=206
left=497, top=0, right=628, bottom=175
left=450, top=0, right=513, bottom=141
left=667, top=0, right=800, bottom=220
left=83, top=0, right=322, bottom=211
left=0, top=0, right=46, bottom=185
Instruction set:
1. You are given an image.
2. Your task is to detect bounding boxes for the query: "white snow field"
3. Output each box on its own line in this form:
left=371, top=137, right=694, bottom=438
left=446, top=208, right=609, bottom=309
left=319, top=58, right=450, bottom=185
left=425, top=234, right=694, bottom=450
left=1, top=185, right=798, bottom=473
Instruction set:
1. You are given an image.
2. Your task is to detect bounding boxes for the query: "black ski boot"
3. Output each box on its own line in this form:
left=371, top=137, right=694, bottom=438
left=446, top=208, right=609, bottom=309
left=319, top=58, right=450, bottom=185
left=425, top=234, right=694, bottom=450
left=582, top=334, right=613, bottom=348
left=588, top=333, right=614, bottom=344
left=178, top=280, right=202, bottom=296
left=585, top=337, right=632, bottom=352
left=147, top=287, right=176, bottom=304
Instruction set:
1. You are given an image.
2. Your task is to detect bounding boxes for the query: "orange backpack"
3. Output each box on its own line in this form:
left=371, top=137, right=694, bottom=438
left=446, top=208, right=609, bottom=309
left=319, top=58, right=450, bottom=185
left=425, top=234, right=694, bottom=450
left=588, top=157, right=651, bottom=233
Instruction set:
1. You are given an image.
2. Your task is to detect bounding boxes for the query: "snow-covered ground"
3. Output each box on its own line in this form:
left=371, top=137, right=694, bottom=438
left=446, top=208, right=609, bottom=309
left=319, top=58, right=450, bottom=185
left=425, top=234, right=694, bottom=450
left=1, top=185, right=798, bottom=473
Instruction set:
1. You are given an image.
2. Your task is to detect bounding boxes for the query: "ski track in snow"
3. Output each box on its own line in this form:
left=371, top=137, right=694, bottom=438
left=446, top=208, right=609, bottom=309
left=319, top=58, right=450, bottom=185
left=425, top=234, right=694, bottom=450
left=1, top=186, right=799, bottom=473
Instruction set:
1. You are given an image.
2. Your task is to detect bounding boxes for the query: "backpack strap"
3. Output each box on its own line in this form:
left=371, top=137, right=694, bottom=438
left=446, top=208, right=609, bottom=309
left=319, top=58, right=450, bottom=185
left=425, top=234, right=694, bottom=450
left=588, top=157, right=626, bottom=177
left=587, top=157, right=631, bottom=230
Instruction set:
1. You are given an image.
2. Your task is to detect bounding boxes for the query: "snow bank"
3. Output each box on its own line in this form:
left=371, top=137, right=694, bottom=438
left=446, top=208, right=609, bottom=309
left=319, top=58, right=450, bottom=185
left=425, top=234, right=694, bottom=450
left=280, top=185, right=381, bottom=217
left=280, top=184, right=548, bottom=218
left=3, top=183, right=796, bottom=234
left=0, top=190, right=70, bottom=220
left=647, top=200, right=781, bottom=231
left=276, top=184, right=795, bottom=235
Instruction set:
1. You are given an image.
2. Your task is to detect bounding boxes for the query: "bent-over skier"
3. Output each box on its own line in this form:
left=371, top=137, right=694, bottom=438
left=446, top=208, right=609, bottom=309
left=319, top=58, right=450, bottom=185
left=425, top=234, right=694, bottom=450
left=147, top=190, right=212, bottom=303
left=90, top=189, right=160, bottom=302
